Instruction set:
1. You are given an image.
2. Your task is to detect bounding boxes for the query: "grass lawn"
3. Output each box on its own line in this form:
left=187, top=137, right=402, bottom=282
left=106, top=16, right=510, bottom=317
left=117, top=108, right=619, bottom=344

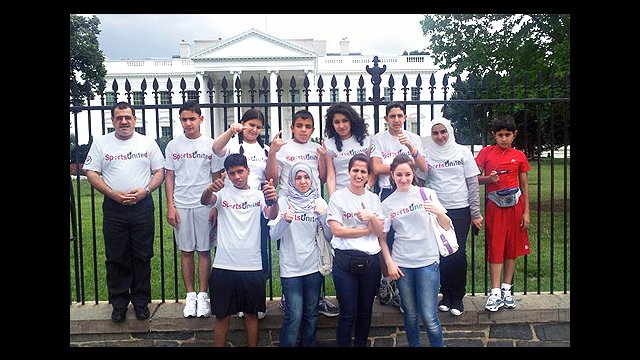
left=70, top=158, right=569, bottom=303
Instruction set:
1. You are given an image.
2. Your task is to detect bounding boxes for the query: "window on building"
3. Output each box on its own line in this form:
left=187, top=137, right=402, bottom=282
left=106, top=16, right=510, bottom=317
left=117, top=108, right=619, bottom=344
left=107, top=128, right=115, bottom=133
left=159, top=91, right=171, bottom=105
left=411, top=87, right=420, bottom=101
left=132, top=91, right=144, bottom=105
left=330, top=89, right=339, bottom=102
left=187, top=90, right=199, bottom=102
left=135, top=126, right=145, bottom=135
left=357, top=88, right=366, bottom=102
left=161, top=126, right=172, bottom=138
left=409, top=120, right=418, bottom=133
left=384, top=87, right=392, bottom=101
left=105, top=92, right=116, bottom=106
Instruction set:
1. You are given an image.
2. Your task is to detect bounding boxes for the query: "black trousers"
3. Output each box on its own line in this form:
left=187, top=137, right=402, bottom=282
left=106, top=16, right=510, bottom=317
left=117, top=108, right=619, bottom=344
left=438, top=207, right=470, bottom=300
left=102, top=195, right=155, bottom=308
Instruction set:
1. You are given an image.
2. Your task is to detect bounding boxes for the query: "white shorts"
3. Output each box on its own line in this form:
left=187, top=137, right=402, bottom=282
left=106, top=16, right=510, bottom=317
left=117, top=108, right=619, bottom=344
left=173, top=206, right=212, bottom=252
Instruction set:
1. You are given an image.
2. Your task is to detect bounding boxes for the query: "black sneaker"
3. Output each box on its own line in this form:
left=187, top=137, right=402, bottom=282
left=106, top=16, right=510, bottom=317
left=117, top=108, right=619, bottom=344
left=318, top=297, right=340, bottom=317
left=111, top=306, right=127, bottom=323
left=134, top=304, right=150, bottom=320
left=449, top=297, right=464, bottom=316
left=438, top=295, right=450, bottom=312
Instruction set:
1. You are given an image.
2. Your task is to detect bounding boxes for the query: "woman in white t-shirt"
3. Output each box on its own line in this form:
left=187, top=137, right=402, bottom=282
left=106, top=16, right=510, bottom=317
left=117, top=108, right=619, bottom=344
left=424, top=118, right=483, bottom=317
left=376, top=154, right=448, bottom=347
left=268, top=162, right=331, bottom=347
left=323, top=102, right=374, bottom=196
left=326, top=154, right=382, bottom=347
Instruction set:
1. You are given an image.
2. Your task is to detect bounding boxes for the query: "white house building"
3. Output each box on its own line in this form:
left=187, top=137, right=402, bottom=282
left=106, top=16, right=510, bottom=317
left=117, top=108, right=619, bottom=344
left=71, top=28, right=449, bottom=145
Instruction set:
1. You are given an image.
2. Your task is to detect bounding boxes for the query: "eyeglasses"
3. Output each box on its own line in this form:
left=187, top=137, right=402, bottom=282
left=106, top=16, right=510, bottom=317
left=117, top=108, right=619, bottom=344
left=114, top=115, right=133, bottom=121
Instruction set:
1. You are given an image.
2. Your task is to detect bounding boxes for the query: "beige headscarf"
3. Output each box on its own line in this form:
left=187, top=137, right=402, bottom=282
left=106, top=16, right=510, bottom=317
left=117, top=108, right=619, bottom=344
left=425, top=117, right=460, bottom=162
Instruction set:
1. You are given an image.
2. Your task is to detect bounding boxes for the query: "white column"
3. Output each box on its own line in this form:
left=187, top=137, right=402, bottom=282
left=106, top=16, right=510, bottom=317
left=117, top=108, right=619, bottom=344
left=269, top=70, right=279, bottom=138
left=195, top=72, right=210, bottom=137
left=231, top=70, right=242, bottom=124
left=305, top=69, right=320, bottom=138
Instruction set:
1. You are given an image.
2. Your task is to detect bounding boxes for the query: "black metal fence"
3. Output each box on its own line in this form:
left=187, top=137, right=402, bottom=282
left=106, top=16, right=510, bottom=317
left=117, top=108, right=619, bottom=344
left=70, top=56, right=570, bottom=304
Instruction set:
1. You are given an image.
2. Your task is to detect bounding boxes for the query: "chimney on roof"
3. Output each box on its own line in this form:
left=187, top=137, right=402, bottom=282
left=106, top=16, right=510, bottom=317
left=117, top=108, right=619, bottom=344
left=340, top=37, right=350, bottom=55
left=179, top=40, right=191, bottom=58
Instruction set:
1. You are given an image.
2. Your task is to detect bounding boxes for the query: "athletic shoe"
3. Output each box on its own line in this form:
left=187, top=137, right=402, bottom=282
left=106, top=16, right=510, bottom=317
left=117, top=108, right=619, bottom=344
left=449, top=297, right=464, bottom=316
left=279, top=295, right=286, bottom=311
left=438, top=295, right=450, bottom=312
left=183, top=292, right=197, bottom=318
left=318, top=297, right=340, bottom=317
left=378, top=277, right=393, bottom=305
left=237, top=311, right=245, bottom=318
left=485, top=292, right=504, bottom=312
left=389, top=283, right=401, bottom=308
left=196, top=292, right=211, bottom=318
left=502, top=288, right=516, bottom=309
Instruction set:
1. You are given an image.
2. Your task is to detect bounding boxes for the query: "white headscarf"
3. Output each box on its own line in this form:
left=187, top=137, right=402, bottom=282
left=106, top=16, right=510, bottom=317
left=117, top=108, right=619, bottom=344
left=425, top=117, right=461, bottom=163
left=285, top=162, right=319, bottom=213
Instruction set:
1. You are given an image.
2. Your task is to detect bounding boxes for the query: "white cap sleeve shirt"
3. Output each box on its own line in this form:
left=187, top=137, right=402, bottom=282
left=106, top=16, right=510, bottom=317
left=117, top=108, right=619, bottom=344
left=275, top=141, right=321, bottom=195
left=211, top=186, right=265, bottom=271
left=275, top=196, right=328, bottom=278
left=380, top=186, right=442, bottom=268
left=425, top=145, right=480, bottom=210
left=164, top=134, right=215, bottom=208
left=221, top=140, right=269, bottom=190
left=83, top=132, right=165, bottom=193
left=370, top=130, right=424, bottom=189
left=326, top=187, right=382, bottom=255
left=325, top=135, right=371, bottom=191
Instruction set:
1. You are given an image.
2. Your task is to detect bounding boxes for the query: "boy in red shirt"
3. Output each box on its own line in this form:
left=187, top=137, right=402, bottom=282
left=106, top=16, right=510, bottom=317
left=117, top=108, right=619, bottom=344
left=476, top=115, right=531, bottom=312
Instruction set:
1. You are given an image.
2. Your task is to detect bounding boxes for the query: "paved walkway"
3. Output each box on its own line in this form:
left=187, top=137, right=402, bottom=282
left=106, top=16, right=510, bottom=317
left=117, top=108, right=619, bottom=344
left=70, top=292, right=570, bottom=347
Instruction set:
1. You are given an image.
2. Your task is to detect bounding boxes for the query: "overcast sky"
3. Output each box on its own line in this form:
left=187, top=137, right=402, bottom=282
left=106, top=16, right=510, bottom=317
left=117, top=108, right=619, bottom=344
left=90, top=14, right=429, bottom=60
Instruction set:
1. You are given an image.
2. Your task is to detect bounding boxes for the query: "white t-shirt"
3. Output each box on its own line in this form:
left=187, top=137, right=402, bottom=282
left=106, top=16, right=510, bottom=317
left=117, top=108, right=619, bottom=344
left=220, top=140, right=269, bottom=190
left=326, top=187, right=382, bottom=255
left=275, top=140, right=321, bottom=194
left=164, top=134, right=216, bottom=208
left=269, top=196, right=328, bottom=278
left=425, top=145, right=480, bottom=210
left=380, top=186, right=442, bottom=268
left=325, top=135, right=370, bottom=191
left=370, top=130, right=424, bottom=189
left=83, top=132, right=164, bottom=192
left=212, top=186, right=267, bottom=271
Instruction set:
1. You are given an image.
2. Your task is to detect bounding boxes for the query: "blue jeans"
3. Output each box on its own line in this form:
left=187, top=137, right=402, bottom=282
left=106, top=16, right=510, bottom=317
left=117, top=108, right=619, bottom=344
left=396, top=262, right=445, bottom=347
left=279, top=272, right=324, bottom=347
left=332, top=252, right=381, bottom=347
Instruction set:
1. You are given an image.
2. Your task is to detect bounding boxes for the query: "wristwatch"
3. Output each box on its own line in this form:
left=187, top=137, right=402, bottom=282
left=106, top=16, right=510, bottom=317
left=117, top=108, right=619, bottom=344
left=145, top=187, right=151, bottom=196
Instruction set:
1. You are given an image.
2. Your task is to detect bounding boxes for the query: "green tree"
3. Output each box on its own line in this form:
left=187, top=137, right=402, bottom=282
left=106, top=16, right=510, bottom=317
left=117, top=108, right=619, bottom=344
left=420, top=14, right=569, bottom=79
left=70, top=14, right=107, bottom=106
left=420, top=15, right=570, bottom=156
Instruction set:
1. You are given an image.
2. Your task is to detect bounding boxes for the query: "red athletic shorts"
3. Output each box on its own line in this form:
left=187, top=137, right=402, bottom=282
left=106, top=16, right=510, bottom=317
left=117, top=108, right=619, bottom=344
left=485, top=198, right=531, bottom=263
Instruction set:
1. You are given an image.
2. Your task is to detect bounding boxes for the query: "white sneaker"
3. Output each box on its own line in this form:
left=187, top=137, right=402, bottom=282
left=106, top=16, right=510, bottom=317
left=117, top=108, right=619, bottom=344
left=237, top=311, right=245, bottom=318
left=183, top=292, right=197, bottom=318
left=485, top=292, right=504, bottom=312
left=501, top=288, right=517, bottom=309
left=196, top=292, right=211, bottom=318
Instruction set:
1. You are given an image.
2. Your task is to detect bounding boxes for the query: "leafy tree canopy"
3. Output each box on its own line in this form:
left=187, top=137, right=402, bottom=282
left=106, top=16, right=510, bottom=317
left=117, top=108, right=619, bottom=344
left=70, top=14, right=107, bottom=106
left=420, top=14, right=569, bottom=79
